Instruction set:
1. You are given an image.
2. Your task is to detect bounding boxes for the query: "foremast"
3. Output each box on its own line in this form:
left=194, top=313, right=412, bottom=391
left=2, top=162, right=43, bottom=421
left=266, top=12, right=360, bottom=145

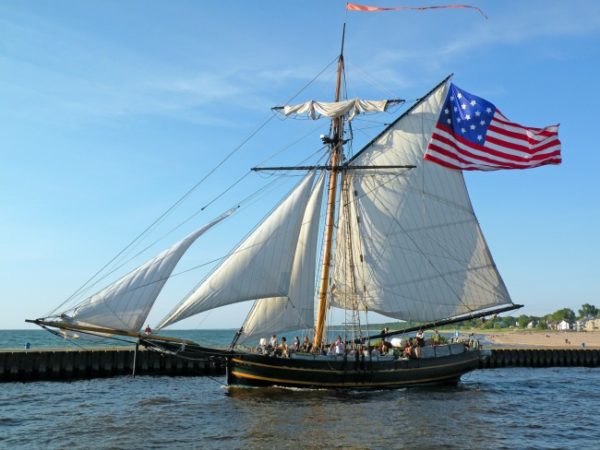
left=313, top=24, right=346, bottom=349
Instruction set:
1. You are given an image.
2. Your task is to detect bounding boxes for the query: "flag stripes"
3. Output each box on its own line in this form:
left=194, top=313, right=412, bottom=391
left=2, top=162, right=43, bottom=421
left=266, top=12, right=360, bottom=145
left=424, top=84, right=561, bottom=171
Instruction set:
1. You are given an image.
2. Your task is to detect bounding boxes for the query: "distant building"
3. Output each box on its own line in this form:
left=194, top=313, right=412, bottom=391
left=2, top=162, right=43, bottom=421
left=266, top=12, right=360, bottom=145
left=585, top=318, right=600, bottom=331
left=527, top=321, right=537, bottom=329
left=557, top=320, right=571, bottom=331
left=575, top=320, right=588, bottom=332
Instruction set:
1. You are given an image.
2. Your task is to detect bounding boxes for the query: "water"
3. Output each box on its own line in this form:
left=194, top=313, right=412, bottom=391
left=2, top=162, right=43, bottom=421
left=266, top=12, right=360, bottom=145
left=2, top=331, right=600, bottom=449
left=0, top=329, right=238, bottom=350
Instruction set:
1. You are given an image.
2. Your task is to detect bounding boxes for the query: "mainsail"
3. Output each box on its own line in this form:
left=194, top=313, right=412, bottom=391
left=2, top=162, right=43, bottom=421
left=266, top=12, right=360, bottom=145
left=330, top=81, right=513, bottom=322
left=237, top=173, right=325, bottom=344
left=157, top=172, right=317, bottom=329
left=57, top=209, right=236, bottom=332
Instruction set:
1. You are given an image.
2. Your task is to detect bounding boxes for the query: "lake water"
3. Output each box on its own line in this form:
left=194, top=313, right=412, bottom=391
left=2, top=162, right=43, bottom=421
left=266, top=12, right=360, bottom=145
left=2, top=330, right=600, bottom=449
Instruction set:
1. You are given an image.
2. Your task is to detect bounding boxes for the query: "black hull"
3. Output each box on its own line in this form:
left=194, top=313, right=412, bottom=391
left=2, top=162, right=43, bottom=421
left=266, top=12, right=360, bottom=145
left=226, top=348, right=480, bottom=389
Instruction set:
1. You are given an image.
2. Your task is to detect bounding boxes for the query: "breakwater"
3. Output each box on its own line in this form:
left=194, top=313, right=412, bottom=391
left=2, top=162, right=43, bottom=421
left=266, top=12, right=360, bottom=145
left=2, top=347, right=599, bottom=382
left=0, top=347, right=225, bottom=381
left=481, top=348, right=600, bottom=368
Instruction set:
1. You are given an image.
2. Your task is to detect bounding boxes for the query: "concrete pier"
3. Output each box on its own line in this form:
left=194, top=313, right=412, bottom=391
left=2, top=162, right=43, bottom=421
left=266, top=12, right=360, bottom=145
left=0, top=347, right=225, bottom=381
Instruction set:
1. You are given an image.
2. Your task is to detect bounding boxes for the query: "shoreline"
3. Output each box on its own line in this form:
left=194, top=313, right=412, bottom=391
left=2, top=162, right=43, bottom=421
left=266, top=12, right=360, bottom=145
left=479, top=330, right=600, bottom=348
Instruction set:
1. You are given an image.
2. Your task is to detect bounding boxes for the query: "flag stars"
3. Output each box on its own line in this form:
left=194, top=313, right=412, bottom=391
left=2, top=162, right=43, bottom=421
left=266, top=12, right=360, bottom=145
left=486, top=107, right=492, bottom=114
left=457, top=92, right=463, bottom=99
left=461, top=127, right=466, bottom=133
left=461, top=103, right=467, bottom=110
left=477, top=135, right=483, bottom=141
left=475, top=111, right=481, bottom=117
left=470, top=100, right=476, bottom=106
left=465, top=114, right=471, bottom=120
left=480, top=120, right=486, bottom=126
left=445, top=108, right=450, bottom=114
left=454, top=106, right=458, bottom=112
left=447, top=118, right=452, bottom=124
left=456, top=117, right=462, bottom=123
left=470, top=124, right=476, bottom=130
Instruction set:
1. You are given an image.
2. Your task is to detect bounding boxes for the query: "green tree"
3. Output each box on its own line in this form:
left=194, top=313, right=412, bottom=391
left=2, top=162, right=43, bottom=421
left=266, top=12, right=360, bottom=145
left=578, top=303, right=598, bottom=319
left=549, top=308, right=575, bottom=322
left=517, top=315, right=531, bottom=328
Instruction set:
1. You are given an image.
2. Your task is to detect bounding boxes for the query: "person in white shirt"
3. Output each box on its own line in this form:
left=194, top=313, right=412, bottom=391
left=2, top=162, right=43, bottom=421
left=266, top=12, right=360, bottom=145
left=335, top=335, right=345, bottom=355
left=269, top=334, right=278, bottom=349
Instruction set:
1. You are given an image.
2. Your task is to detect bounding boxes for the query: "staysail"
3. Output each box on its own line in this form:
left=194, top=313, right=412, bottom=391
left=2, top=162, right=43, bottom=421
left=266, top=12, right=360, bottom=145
left=58, top=209, right=236, bottom=332
left=157, top=173, right=317, bottom=329
left=330, top=80, right=513, bottom=322
left=237, top=173, right=325, bottom=344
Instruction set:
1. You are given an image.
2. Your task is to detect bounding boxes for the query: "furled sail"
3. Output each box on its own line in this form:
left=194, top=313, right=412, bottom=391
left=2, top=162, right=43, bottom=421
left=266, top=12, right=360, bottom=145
left=60, top=208, right=236, bottom=332
left=276, top=99, right=394, bottom=121
left=157, top=173, right=317, bottom=329
left=237, top=173, right=325, bottom=344
left=330, top=80, right=513, bottom=322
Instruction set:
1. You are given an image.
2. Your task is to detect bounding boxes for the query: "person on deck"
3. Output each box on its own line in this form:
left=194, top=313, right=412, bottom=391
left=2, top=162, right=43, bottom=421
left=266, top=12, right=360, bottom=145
left=301, top=336, right=312, bottom=353
left=335, top=336, right=345, bottom=355
left=433, top=330, right=441, bottom=345
left=269, top=334, right=278, bottom=350
left=415, top=329, right=425, bottom=347
left=144, top=324, right=152, bottom=335
left=293, top=336, right=300, bottom=352
left=279, top=337, right=289, bottom=358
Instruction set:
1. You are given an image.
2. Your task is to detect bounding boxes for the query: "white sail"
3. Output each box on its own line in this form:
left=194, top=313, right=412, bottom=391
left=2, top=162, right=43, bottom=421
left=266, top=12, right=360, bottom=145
left=237, top=173, right=325, bottom=344
left=157, top=173, right=317, bottom=329
left=63, top=209, right=236, bottom=332
left=330, top=81, right=513, bottom=322
left=279, top=99, right=391, bottom=121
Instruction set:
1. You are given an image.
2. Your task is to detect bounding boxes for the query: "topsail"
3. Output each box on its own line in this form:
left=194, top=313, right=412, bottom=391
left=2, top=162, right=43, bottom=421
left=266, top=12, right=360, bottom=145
left=275, top=98, right=399, bottom=121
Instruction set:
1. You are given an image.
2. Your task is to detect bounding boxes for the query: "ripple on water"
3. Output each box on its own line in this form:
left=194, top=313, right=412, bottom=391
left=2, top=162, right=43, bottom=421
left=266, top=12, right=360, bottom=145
left=2, top=368, right=600, bottom=449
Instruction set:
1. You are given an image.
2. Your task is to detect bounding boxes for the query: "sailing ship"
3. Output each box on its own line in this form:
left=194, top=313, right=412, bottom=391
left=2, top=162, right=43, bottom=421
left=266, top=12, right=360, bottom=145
left=28, top=26, right=525, bottom=389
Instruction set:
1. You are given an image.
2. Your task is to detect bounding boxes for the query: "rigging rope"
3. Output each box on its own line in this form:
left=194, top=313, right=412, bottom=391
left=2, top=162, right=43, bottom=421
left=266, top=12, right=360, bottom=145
left=48, top=56, right=339, bottom=317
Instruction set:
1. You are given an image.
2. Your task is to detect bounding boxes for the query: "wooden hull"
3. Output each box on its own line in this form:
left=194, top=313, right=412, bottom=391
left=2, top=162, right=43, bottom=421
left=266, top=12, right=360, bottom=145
left=226, top=346, right=480, bottom=389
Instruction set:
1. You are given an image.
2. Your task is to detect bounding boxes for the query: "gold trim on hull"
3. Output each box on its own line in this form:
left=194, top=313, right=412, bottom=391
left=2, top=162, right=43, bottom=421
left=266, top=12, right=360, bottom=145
left=229, top=369, right=464, bottom=387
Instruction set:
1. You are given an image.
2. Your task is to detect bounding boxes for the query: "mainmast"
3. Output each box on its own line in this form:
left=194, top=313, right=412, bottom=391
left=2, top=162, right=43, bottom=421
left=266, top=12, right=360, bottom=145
left=313, top=24, right=346, bottom=349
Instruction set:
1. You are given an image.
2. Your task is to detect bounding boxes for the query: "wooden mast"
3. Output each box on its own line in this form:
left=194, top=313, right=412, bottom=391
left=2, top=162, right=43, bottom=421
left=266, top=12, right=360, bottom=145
left=313, top=24, right=346, bottom=349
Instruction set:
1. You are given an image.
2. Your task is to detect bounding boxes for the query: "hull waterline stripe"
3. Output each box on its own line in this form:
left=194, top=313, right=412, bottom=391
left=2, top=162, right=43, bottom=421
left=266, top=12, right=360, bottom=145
left=229, top=370, right=464, bottom=387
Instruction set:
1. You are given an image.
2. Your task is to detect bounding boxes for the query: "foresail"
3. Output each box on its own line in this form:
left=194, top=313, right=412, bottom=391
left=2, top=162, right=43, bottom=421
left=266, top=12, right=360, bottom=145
left=61, top=209, right=236, bottom=332
left=237, top=173, right=325, bottom=344
left=331, top=80, right=513, bottom=322
left=157, top=173, right=317, bottom=329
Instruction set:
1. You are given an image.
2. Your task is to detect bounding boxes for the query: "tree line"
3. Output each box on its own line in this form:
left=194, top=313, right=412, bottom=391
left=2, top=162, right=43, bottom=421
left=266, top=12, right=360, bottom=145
left=447, top=303, right=599, bottom=331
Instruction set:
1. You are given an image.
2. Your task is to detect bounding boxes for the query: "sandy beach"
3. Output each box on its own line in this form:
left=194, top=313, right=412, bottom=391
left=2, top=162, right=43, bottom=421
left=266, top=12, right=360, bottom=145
left=484, top=331, right=600, bottom=348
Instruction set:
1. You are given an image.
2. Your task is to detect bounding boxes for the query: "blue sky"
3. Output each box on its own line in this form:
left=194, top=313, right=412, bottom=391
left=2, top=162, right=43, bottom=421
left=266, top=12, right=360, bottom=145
left=2, top=1, right=599, bottom=330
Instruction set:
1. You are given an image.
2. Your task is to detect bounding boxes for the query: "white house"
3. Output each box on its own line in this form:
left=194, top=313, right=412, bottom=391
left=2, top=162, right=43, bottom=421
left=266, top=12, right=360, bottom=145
left=557, top=320, right=571, bottom=331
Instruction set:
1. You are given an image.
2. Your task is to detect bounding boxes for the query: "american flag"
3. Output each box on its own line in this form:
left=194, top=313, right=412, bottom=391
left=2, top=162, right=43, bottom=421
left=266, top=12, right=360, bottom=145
left=424, top=83, right=561, bottom=170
